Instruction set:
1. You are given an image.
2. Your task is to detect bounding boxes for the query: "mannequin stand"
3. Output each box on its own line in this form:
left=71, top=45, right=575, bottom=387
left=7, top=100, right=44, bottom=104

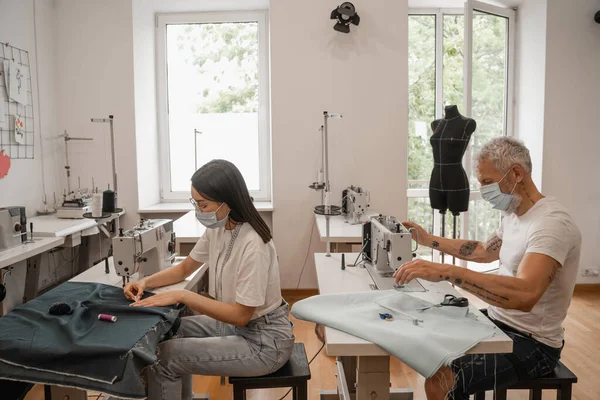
left=452, top=214, right=458, bottom=265
left=440, top=211, right=446, bottom=264
left=433, top=210, right=460, bottom=265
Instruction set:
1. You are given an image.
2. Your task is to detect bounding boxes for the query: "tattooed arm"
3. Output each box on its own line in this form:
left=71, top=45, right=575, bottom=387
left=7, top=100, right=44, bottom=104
left=395, top=253, right=561, bottom=311
left=449, top=252, right=561, bottom=311
left=404, top=221, right=502, bottom=263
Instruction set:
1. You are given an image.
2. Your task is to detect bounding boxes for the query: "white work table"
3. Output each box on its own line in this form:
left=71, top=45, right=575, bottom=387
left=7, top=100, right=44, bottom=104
left=71, top=256, right=208, bottom=293
left=28, top=211, right=125, bottom=237
left=173, top=211, right=205, bottom=253
left=315, top=214, right=366, bottom=243
left=315, top=252, right=512, bottom=400
left=0, top=237, right=65, bottom=269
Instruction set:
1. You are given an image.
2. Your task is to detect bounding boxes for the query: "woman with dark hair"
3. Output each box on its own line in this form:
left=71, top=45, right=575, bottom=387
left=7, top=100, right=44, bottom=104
left=123, top=160, right=294, bottom=400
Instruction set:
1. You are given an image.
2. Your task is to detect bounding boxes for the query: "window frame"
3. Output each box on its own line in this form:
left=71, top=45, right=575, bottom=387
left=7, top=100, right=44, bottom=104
left=156, top=11, right=271, bottom=202
left=408, top=6, right=516, bottom=266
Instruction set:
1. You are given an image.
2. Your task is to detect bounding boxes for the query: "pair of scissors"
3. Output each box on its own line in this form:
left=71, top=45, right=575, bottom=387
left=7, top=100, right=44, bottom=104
left=417, top=294, right=469, bottom=311
left=440, top=294, right=469, bottom=308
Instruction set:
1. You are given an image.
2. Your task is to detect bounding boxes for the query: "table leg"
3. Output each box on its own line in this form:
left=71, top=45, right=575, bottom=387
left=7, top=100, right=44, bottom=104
left=321, top=356, right=412, bottom=400
left=23, top=254, right=42, bottom=303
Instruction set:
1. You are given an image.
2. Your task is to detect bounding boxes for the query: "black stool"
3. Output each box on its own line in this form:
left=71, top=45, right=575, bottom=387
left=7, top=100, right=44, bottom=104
left=474, top=361, right=577, bottom=400
left=229, top=342, right=311, bottom=400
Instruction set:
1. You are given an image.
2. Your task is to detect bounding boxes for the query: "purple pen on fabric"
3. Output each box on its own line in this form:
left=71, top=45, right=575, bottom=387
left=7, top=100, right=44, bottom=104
left=98, top=314, right=117, bottom=322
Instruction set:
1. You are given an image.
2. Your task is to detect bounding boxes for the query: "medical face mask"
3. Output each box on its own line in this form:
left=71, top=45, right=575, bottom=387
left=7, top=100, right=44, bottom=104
left=195, top=202, right=229, bottom=229
left=480, top=170, right=518, bottom=212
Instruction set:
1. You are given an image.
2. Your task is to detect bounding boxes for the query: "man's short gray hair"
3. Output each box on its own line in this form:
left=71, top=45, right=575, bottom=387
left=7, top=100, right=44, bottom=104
left=477, top=137, right=532, bottom=174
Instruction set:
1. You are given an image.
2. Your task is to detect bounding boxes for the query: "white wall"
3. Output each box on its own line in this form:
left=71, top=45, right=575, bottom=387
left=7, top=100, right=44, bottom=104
left=514, top=0, right=547, bottom=188
left=54, top=0, right=138, bottom=228
left=541, top=0, right=600, bottom=283
left=0, top=0, right=60, bottom=215
left=271, top=0, right=409, bottom=288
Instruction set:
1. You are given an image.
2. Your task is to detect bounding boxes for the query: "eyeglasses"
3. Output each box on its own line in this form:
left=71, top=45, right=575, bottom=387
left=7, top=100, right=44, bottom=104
left=189, top=197, right=201, bottom=211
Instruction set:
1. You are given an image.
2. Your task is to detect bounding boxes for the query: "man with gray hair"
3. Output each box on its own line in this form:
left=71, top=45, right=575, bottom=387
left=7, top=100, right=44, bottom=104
left=395, top=137, right=581, bottom=400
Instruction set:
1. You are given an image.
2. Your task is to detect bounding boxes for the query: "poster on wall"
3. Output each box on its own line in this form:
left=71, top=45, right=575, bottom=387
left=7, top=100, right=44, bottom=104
left=8, top=60, right=28, bottom=106
left=0, top=151, right=10, bottom=179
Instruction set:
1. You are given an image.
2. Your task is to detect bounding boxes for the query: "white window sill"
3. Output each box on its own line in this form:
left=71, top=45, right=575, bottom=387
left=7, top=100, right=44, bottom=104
left=138, top=201, right=274, bottom=213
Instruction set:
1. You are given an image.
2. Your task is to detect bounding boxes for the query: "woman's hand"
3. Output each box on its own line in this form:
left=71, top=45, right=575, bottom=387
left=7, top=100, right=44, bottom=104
left=131, top=290, right=187, bottom=307
left=124, top=280, right=146, bottom=302
left=402, top=221, right=430, bottom=246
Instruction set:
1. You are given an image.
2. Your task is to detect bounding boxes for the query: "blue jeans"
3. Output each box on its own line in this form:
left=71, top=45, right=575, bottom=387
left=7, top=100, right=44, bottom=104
left=147, top=302, right=295, bottom=400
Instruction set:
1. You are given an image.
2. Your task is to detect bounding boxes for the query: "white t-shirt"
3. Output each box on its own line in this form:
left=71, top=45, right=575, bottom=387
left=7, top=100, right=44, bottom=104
left=487, top=197, right=581, bottom=348
left=189, top=223, right=283, bottom=320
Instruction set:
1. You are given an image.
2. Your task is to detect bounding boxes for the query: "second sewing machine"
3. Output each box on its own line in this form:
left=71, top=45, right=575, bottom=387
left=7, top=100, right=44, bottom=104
left=112, top=219, right=177, bottom=286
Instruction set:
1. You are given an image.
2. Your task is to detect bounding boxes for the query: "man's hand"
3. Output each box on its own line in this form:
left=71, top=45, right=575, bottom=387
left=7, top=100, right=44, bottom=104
left=393, top=259, right=452, bottom=285
left=402, top=221, right=430, bottom=246
left=131, top=290, right=187, bottom=307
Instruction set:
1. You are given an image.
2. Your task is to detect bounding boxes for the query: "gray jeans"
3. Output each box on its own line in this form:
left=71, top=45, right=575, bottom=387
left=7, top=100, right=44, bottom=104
left=147, top=302, right=295, bottom=400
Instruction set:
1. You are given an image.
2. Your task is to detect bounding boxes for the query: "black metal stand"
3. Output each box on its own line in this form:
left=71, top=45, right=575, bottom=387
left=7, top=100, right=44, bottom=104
left=452, top=213, right=458, bottom=265
left=440, top=211, right=446, bottom=264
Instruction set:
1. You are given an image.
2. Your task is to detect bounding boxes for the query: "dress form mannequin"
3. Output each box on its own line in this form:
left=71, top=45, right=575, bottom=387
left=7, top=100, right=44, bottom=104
left=429, top=105, right=476, bottom=262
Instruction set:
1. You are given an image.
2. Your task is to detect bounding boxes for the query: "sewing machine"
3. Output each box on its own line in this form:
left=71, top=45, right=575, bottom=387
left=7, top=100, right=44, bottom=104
left=341, top=185, right=370, bottom=224
left=0, top=207, right=26, bottom=251
left=362, top=214, right=418, bottom=290
left=112, top=219, right=176, bottom=286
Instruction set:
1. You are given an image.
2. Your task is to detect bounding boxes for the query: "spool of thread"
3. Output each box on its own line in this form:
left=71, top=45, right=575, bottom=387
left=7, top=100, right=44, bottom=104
left=98, top=313, right=117, bottom=322
left=91, top=193, right=103, bottom=218
left=317, top=170, right=324, bottom=185
left=102, top=190, right=116, bottom=213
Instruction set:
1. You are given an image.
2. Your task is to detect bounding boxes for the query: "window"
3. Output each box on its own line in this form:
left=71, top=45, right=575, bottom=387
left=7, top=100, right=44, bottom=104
left=156, top=12, right=271, bottom=201
left=408, top=3, right=514, bottom=269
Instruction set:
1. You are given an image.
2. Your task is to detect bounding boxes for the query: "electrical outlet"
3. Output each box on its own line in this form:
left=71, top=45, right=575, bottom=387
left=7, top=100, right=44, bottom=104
left=582, top=268, right=600, bottom=277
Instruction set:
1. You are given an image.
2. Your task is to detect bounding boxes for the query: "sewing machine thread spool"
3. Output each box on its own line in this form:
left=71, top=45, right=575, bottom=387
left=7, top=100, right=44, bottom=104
left=102, top=189, right=116, bottom=213
left=98, top=313, right=117, bottom=322
left=91, top=193, right=103, bottom=218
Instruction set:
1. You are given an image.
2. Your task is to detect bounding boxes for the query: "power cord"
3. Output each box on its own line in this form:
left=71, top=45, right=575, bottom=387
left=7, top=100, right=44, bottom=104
left=276, top=341, right=326, bottom=400
left=295, top=218, right=317, bottom=290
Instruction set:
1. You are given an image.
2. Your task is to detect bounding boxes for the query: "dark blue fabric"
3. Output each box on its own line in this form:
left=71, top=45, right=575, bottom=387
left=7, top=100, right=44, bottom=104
left=0, top=282, right=179, bottom=385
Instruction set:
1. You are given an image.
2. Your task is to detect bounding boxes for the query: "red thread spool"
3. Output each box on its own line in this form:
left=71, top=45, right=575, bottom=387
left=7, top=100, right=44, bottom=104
left=98, top=314, right=117, bottom=322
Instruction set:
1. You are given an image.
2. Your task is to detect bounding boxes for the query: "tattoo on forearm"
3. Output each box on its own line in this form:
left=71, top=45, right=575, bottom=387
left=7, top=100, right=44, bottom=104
left=459, top=242, right=479, bottom=257
left=484, top=235, right=503, bottom=252
left=432, top=240, right=440, bottom=249
left=452, top=278, right=510, bottom=305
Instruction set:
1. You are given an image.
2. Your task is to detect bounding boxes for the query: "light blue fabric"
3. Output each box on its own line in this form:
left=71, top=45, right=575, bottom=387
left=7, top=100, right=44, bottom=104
left=291, top=290, right=498, bottom=378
